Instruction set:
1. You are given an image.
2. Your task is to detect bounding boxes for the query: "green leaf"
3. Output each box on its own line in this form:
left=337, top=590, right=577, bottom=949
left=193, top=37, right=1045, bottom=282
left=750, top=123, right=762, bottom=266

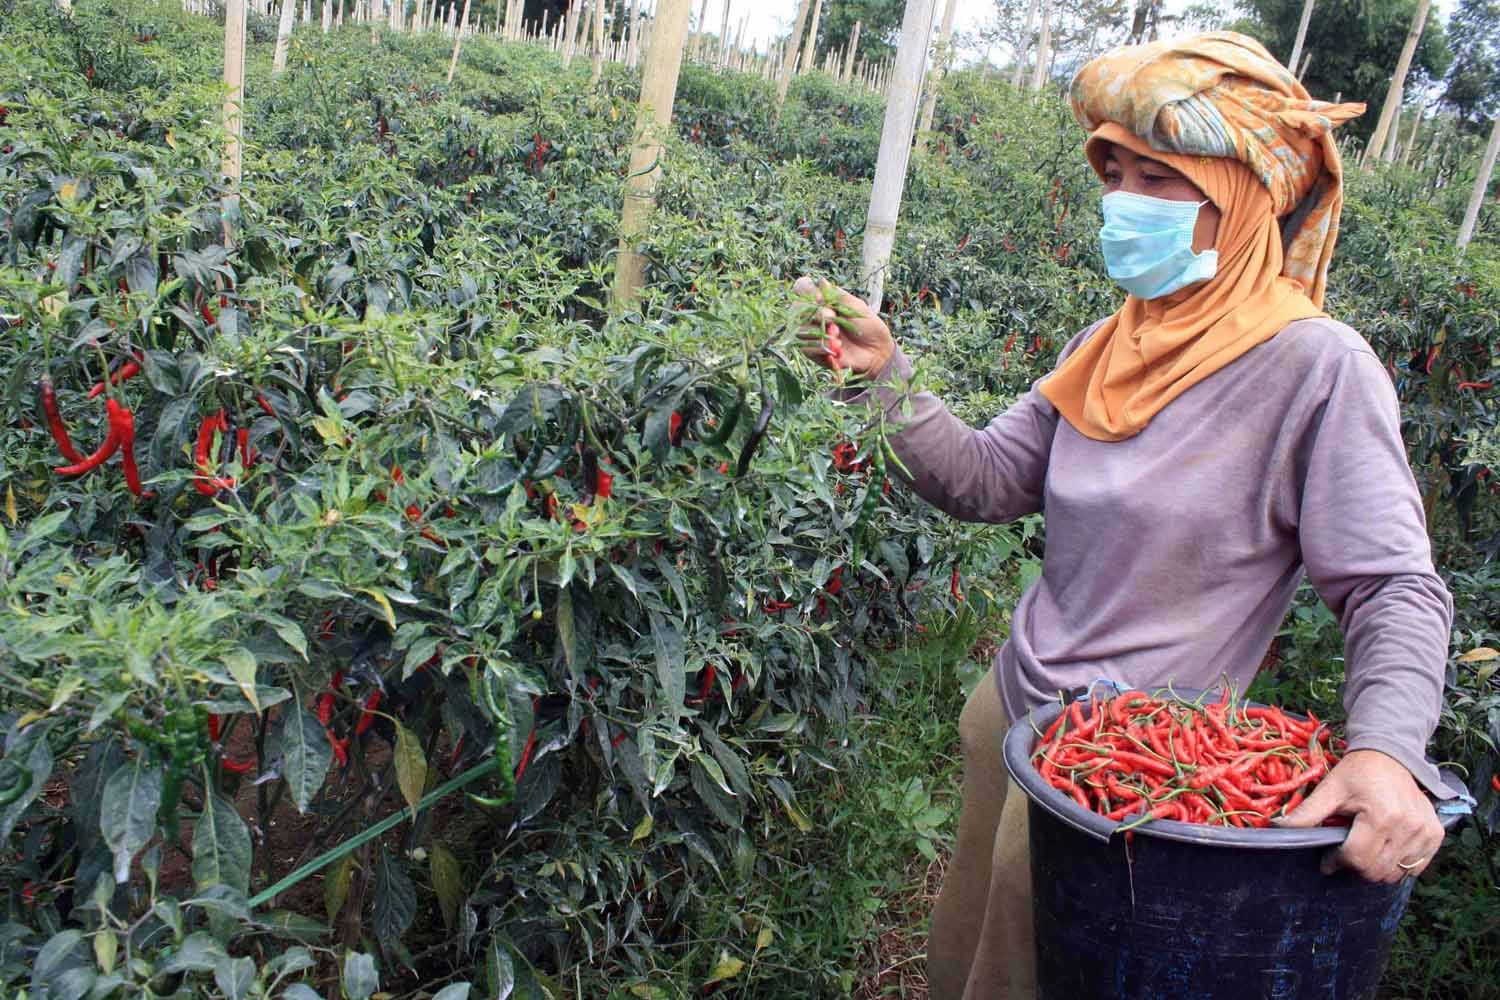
left=556, top=586, right=576, bottom=670
left=191, top=793, right=252, bottom=895
left=276, top=704, right=332, bottom=813
left=704, top=952, right=746, bottom=984
left=371, top=848, right=416, bottom=942
left=342, top=951, right=379, bottom=1000
left=486, top=936, right=516, bottom=1000
left=393, top=724, right=427, bottom=817
left=101, top=755, right=162, bottom=883
left=1, top=718, right=55, bottom=843
left=649, top=611, right=684, bottom=719
left=432, top=986, right=471, bottom=1000
left=262, top=613, right=309, bottom=661
left=224, top=647, right=260, bottom=713
left=325, top=854, right=355, bottom=924
left=214, top=955, right=255, bottom=1000
left=430, top=842, right=464, bottom=932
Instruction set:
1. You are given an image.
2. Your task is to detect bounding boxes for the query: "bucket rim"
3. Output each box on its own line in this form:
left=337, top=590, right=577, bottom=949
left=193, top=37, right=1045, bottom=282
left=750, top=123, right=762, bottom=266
left=1002, top=689, right=1468, bottom=847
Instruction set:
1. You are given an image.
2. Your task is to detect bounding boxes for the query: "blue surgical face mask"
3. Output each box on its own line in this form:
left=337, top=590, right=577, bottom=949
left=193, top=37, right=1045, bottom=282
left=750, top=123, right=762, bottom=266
left=1098, top=190, right=1219, bottom=300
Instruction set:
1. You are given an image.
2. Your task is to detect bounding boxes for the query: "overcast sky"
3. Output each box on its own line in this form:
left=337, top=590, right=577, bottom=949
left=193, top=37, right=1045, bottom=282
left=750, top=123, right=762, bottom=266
left=701, top=0, right=1457, bottom=71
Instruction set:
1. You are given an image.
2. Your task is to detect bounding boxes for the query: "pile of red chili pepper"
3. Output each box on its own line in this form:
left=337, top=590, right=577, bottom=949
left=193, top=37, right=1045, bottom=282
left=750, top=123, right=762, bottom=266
left=1031, top=688, right=1345, bottom=829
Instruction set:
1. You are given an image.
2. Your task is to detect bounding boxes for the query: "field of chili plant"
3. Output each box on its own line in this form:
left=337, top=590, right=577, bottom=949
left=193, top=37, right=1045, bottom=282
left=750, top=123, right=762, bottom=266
left=0, top=0, right=1497, bottom=996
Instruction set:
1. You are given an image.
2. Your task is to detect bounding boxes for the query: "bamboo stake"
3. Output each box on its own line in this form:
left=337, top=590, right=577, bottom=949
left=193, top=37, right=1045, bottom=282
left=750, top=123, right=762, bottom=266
left=689, top=0, right=708, bottom=58
left=272, top=0, right=296, bottom=72
left=447, top=0, right=472, bottom=77
left=1011, top=0, right=1037, bottom=89
left=614, top=0, right=693, bottom=305
left=563, top=0, right=581, bottom=65
left=800, top=0, right=821, bottom=73
left=863, top=0, right=937, bottom=309
left=1288, top=0, right=1314, bottom=74
left=322, top=0, right=332, bottom=32
left=1457, top=115, right=1500, bottom=250
left=1029, top=0, right=1051, bottom=92
left=1383, top=83, right=1404, bottom=162
left=626, top=0, right=642, bottom=65
left=717, top=0, right=732, bottom=69
left=1401, top=102, right=1424, bottom=167
left=776, top=0, right=813, bottom=105
left=841, top=20, right=860, bottom=80
left=1363, top=0, right=1430, bottom=171
left=222, top=0, right=247, bottom=243
left=918, top=0, right=959, bottom=137
left=591, top=0, right=605, bottom=85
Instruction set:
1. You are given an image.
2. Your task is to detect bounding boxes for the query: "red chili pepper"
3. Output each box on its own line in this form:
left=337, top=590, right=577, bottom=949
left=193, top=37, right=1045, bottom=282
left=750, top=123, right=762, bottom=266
left=220, top=757, right=256, bottom=775
left=237, top=427, right=253, bottom=467
left=56, top=399, right=122, bottom=475
left=207, top=714, right=222, bottom=741
left=514, top=728, right=538, bottom=782
left=698, top=663, right=717, bottom=702
left=38, top=376, right=84, bottom=464
left=88, top=355, right=143, bottom=399
left=194, top=410, right=235, bottom=496
left=327, top=732, right=349, bottom=768
left=1492, top=775, right=1500, bottom=793
left=596, top=469, right=613, bottom=499
left=256, top=393, right=276, bottom=417
left=199, top=301, right=216, bottom=325
left=950, top=565, right=964, bottom=602
left=1456, top=381, right=1492, bottom=391
left=316, top=692, right=335, bottom=728
left=669, top=410, right=684, bottom=446
left=354, top=691, right=382, bottom=735
left=115, top=405, right=143, bottom=498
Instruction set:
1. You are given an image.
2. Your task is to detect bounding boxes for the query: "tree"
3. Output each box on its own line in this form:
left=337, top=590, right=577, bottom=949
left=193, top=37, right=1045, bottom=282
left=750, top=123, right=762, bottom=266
left=1232, top=0, right=1451, bottom=139
left=1441, top=0, right=1500, bottom=131
left=821, top=0, right=905, bottom=65
left=978, top=0, right=1131, bottom=84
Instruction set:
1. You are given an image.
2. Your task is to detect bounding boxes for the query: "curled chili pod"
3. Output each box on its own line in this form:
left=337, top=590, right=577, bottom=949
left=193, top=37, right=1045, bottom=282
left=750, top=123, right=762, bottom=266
left=38, top=375, right=84, bottom=464
left=734, top=396, right=775, bottom=478
left=194, top=409, right=235, bottom=496
left=88, top=353, right=143, bottom=399
left=55, top=399, right=122, bottom=476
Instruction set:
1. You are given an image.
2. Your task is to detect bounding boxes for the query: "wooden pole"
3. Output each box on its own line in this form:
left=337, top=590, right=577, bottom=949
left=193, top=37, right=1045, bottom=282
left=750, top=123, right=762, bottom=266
left=1400, top=102, right=1424, bottom=167
left=776, top=0, right=813, bottom=105
left=447, top=0, right=472, bottom=78
left=1457, top=115, right=1500, bottom=250
left=717, top=0, right=732, bottom=69
left=919, top=0, right=959, bottom=137
left=1288, top=0, right=1314, bottom=75
left=222, top=0, right=247, bottom=242
left=1297, top=49, right=1312, bottom=81
left=1029, top=0, right=1051, bottom=92
left=626, top=0, right=643, bottom=65
left=614, top=0, right=694, bottom=305
left=1362, top=0, right=1430, bottom=171
left=862, top=0, right=938, bottom=309
left=841, top=19, right=860, bottom=81
left=1383, top=83, right=1404, bottom=162
left=563, top=0, right=582, bottom=65
left=1011, top=0, right=1037, bottom=89
left=273, top=0, right=296, bottom=72
left=800, top=0, right=821, bottom=73
left=591, top=0, right=606, bottom=85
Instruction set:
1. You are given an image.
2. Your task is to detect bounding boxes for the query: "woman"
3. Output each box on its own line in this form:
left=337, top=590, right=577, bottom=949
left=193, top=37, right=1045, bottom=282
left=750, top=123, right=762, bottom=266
left=797, top=33, right=1454, bottom=999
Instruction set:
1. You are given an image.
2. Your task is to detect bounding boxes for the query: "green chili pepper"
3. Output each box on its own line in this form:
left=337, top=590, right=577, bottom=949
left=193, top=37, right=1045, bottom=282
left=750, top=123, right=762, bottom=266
left=850, top=442, right=887, bottom=571
left=734, top=396, right=775, bottom=478
left=0, top=765, right=32, bottom=806
left=702, top=388, right=746, bottom=447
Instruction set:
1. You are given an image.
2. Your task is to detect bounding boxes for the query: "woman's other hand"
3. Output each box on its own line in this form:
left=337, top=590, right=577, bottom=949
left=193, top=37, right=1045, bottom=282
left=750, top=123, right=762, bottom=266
left=1274, top=749, right=1446, bottom=883
left=792, top=276, right=896, bottom=378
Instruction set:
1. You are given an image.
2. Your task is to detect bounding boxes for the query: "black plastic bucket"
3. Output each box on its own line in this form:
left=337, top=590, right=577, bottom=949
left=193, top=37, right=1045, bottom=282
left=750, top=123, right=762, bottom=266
left=1002, top=694, right=1468, bottom=1000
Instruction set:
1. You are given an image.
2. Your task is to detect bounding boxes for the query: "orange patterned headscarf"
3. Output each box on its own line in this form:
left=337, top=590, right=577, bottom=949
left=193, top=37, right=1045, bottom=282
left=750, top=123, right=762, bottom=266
left=1038, top=32, right=1365, bottom=442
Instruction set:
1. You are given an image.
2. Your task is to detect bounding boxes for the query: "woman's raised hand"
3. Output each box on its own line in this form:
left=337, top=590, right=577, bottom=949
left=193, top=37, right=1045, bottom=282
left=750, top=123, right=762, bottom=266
left=792, top=276, right=896, bottom=379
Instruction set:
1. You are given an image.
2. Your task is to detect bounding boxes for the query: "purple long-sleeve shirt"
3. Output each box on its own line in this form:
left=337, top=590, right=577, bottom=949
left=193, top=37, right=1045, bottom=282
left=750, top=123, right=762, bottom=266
left=855, top=316, right=1453, bottom=797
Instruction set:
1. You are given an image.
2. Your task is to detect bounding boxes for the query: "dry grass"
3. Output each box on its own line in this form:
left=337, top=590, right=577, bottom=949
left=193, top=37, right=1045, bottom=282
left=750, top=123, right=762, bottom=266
left=854, top=846, right=951, bottom=1000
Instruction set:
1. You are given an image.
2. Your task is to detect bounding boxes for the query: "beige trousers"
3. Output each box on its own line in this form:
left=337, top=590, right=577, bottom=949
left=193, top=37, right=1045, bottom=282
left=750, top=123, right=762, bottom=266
left=927, top=670, right=1035, bottom=1000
